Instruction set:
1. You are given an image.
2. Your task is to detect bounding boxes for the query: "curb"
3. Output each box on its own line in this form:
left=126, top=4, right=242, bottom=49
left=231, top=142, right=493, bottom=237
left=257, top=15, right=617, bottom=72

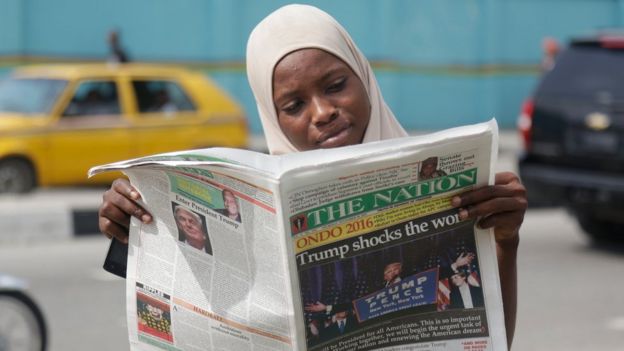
left=0, top=189, right=104, bottom=244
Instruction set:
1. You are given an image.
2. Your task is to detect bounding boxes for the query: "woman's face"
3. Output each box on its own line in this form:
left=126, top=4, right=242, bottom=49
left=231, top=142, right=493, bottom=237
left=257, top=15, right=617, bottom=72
left=272, top=48, right=371, bottom=151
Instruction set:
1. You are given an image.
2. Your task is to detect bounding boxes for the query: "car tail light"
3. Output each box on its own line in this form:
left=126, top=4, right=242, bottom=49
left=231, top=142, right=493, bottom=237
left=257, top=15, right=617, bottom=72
left=599, top=36, right=624, bottom=49
left=517, top=99, right=534, bottom=151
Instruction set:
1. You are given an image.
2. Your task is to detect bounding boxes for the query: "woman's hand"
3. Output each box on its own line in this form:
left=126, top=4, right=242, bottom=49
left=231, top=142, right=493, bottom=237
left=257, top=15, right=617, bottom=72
left=452, top=172, right=527, bottom=246
left=98, top=178, right=152, bottom=243
left=452, top=172, right=526, bottom=348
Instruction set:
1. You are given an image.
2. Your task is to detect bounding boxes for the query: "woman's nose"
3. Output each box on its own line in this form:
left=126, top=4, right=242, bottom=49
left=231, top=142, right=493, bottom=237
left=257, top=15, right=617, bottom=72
left=310, top=96, right=337, bottom=125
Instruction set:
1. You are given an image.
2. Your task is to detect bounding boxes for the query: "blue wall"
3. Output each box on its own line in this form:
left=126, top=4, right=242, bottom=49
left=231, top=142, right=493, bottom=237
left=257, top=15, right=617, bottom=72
left=1, top=0, right=622, bottom=133
left=0, top=0, right=23, bottom=55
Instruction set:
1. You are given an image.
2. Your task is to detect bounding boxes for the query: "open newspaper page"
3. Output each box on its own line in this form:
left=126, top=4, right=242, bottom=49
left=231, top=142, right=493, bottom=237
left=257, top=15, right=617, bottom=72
left=91, top=150, right=300, bottom=351
left=278, top=120, right=505, bottom=350
left=90, top=119, right=505, bottom=351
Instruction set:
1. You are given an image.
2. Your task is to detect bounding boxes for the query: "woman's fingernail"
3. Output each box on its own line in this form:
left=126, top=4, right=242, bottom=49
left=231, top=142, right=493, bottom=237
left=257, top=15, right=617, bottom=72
left=130, top=191, right=139, bottom=200
left=141, top=214, right=152, bottom=223
left=459, top=209, right=468, bottom=220
left=451, top=196, right=461, bottom=207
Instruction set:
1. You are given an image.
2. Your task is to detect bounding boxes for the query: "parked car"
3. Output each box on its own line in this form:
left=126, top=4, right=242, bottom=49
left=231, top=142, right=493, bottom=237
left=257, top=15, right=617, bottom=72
left=0, top=63, right=249, bottom=193
left=518, top=34, right=624, bottom=240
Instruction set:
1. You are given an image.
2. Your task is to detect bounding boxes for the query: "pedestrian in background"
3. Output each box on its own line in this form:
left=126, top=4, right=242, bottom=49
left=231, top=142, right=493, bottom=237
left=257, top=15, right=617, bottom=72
left=541, top=36, right=560, bottom=72
left=108, top=29, right=130, bottom=64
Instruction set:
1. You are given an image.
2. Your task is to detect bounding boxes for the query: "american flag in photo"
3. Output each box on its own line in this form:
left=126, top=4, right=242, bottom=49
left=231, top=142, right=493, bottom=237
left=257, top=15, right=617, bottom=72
left=437, top=277, right=451, bottom=311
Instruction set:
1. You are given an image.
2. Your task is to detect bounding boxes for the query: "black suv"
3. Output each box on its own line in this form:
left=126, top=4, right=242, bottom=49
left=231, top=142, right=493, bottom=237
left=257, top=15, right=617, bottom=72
left=518, top=35, right=624, bottom=240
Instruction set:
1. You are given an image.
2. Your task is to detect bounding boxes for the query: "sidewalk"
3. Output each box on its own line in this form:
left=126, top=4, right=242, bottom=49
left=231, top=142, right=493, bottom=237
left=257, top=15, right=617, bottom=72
left=0, top=131, right=520, bottom=243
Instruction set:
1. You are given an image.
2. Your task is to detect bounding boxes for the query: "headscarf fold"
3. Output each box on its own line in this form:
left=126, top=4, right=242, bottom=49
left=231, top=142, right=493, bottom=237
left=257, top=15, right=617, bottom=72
left=246, top=4, right=407, bottom=155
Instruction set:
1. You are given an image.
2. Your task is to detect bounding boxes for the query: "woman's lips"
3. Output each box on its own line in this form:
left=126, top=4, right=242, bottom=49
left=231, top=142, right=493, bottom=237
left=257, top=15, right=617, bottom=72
left=317, top=124, right=353, bottom=148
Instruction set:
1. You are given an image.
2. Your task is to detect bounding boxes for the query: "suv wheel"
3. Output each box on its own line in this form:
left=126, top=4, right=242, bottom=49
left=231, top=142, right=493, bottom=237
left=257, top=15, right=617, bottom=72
left=0, top=159, right=36, bottom=193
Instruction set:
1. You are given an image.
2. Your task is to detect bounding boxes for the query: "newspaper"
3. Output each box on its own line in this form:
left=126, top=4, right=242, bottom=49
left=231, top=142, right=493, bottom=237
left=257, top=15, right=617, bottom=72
left=89, top=119, right=506, bottom=351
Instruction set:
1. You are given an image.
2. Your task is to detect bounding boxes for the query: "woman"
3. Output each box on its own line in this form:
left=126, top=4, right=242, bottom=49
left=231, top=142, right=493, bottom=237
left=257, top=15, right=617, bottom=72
left=99, top=4, right=525, bottom=347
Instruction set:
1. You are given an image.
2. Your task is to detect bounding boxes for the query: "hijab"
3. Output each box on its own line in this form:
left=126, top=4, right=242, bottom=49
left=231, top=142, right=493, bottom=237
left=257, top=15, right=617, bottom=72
left=246, top=4, right=407, bottom=155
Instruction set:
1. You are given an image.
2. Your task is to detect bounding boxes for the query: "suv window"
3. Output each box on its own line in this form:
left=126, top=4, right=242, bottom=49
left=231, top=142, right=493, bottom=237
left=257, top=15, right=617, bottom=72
left=537, top=46, right=624, bottom=99
left=132, top=80, right=196, bottom=114
left=63, top=80, right=120, bottom=116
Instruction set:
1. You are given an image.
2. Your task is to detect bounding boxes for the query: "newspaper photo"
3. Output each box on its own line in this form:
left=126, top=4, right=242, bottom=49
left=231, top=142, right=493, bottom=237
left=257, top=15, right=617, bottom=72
left=89, top=119, right=506, bottom=351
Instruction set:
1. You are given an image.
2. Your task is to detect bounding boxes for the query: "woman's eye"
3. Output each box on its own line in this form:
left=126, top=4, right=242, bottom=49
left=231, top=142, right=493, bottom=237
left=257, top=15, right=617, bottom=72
left=282, top=100, right=303, bottom=115
left=327, top=78, right=346, bottom=93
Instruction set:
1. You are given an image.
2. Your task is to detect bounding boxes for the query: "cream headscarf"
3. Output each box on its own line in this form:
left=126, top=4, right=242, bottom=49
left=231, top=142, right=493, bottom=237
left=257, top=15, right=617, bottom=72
left=246, top=4, right=407, bottom=155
